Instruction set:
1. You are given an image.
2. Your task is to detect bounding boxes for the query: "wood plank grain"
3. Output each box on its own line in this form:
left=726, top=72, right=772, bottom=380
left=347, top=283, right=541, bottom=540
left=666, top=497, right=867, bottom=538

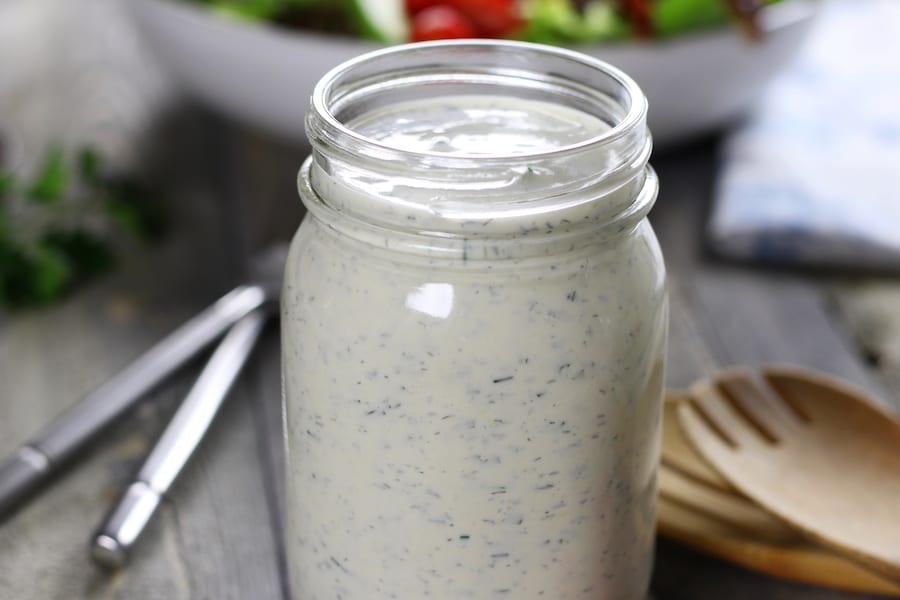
left=0, top=180, right=283, bottom=599
left=653, top=538, right=880, bottom=600
left=244, top=331, right=291, bottom=597
left=213, top=122, right=299, bottom=598
left=652, top=140, right=888, bottom=395
left=650, top=140, right=893, bottom=599
left=831, top=281, right=900, bottom=411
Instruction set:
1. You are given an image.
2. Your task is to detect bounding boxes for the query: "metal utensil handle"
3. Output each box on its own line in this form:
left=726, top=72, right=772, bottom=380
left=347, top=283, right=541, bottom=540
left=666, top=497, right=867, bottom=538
left=91, top=309, right=267, bottom=568
left=0, top=284, right=267, bottom=517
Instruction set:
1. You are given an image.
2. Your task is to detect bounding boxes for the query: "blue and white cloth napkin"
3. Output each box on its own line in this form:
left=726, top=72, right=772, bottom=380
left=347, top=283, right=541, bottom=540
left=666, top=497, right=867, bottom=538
left=709, top=0, right=900, bottom=271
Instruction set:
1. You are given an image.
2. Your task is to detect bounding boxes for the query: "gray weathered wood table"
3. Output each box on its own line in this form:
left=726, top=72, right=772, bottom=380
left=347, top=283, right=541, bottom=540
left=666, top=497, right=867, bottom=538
left=1, top=117, right=897, bottom=599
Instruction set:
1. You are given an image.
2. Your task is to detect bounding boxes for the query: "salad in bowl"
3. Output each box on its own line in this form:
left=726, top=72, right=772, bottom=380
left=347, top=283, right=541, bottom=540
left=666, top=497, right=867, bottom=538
left=191, top=0, right=783, bottom=43
left=128, top=0, right=818, bottom=144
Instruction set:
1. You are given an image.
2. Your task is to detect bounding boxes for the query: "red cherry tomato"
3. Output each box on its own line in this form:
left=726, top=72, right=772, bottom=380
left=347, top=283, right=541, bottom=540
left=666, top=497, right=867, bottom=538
left=622, top=0, right=653, bottom=38
left=445, top=0, right=520, bottom=37
left=405, top=0, right=442, bottom=15
left=405, top=0, right=521, bottom=39
left=411, top=5, right=478, bottom=41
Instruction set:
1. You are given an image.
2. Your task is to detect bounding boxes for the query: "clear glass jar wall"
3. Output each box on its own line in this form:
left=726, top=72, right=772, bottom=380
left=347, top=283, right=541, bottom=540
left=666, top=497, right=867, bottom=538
left=282, top=40, right=668, bottom=599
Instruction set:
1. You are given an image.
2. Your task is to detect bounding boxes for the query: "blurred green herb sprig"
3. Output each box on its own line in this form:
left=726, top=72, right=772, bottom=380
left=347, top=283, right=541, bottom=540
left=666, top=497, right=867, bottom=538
left=0, top=147, right=163, bottom=309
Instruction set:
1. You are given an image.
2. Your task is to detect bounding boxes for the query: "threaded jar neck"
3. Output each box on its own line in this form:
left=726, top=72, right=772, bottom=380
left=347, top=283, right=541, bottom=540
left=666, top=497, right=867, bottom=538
left=300, top=40, right=655, bottom=259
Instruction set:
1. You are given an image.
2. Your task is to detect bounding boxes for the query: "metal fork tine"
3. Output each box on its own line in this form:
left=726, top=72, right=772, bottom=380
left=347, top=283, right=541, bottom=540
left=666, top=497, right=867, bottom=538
left=688, top=379, right=768, bottom=448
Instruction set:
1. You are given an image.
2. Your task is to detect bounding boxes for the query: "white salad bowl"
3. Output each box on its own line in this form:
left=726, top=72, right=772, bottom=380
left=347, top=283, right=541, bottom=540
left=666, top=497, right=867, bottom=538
left=126, top=0, right=818, bottom=147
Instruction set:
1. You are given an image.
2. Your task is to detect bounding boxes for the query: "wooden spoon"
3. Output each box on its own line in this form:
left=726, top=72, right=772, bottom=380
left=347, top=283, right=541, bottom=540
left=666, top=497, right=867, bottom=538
left=658, top=463, right=800, bottom=544
left=675, top=366, right=900, bottom=581
left=660, top=391, right=900, bottom=594
left=662, top=393, right=734, bottom=492
left=657, top=496, right=900, bottom=596
left=661, top=395, right=798, bottom=542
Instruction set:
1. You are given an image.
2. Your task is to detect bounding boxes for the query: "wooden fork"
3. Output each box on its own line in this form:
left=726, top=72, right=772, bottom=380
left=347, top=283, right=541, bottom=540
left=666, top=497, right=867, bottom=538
left=659, top=393, right=900, bottom=594
left=676, top=366, right=900, bottom=582
left=661, top=395, right=798, bottom=543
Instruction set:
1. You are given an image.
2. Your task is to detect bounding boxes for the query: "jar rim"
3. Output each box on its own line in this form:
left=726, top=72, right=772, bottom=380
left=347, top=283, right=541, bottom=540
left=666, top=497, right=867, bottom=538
left=309, top=40, right=648, bottom=167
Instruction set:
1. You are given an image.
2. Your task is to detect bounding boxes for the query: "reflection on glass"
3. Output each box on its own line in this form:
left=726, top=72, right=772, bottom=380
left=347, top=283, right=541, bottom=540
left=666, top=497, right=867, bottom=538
left=405, top=283, right=454, bottom=319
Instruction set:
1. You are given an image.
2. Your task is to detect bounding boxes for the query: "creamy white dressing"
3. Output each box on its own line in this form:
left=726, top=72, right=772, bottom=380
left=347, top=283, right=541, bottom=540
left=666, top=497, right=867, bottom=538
left=283, top=94, right=666, bottom=599
left=351, top=96, right=611, bottom=156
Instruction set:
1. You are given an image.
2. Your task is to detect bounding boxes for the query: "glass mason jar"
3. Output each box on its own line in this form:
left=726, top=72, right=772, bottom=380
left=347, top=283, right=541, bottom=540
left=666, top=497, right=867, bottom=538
left=282, top=40, right=667, bottom=599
